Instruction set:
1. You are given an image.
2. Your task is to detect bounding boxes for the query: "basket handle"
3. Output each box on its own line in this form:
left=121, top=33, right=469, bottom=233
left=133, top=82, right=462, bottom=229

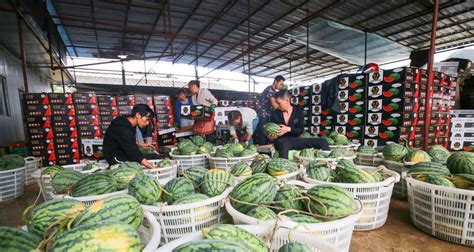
left=24, top=156, right=36, bottom=162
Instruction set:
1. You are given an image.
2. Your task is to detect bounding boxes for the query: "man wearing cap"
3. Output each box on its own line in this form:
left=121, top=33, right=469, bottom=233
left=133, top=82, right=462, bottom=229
left=103, top=104, right=156, bottom=169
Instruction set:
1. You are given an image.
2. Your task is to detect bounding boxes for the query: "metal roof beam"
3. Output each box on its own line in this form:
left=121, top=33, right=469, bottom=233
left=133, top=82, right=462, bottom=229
left=400, top=17, right=474, bottom=44
left=140, top=0, right=167, bottom=58
left=120, top=0, right=131, bottom=55
left=229, top=41, right=293, bottom=71
left=187, top=0, right=272, bottom=66
left=200, top=0, right=344, bottom=77
left=172, top=0, right=239, bottom=64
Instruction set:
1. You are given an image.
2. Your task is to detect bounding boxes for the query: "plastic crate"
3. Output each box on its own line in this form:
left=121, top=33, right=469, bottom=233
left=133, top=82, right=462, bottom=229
left=0, top=166, right=26, bottom=202
left=24, top=157, right=41, bottom=186
left=382, top=160, right=408, bottom=200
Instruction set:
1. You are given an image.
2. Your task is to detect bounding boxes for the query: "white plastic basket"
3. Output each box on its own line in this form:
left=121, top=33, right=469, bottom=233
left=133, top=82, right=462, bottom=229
left=51, top=189, right=129, bottom=207
left=302, top=165, right=400, bottom=231
left=225, top=194, right=363, bottom=252
left=274, top=167, right=303, bottom=182
left=293, top=153, right=338, bottom=167
left=0, top=166, right=26, bottom=202
left=406, top=176, right=474, bottom=247
left=170, top=148, right=209, bottom=170
left=146, top=159, right=179, bottom=185
left=382, top=160, right=408, bottom=200
left=355, top=153, right=383, bottom=166
left=157, top=224, right=338, bottom=252
left=329, top=143, right=360, bottom=151
left=24, top=157, right=41, bottom=186
left=142, top=188, right=232, bottom=243
left=208, top=153, right=258, bottom=172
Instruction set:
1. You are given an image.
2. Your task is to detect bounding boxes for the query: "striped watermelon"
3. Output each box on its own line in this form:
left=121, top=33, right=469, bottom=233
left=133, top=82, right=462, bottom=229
left=446, top=174, right=474, bottom=189
left=173, top=240, right=247, bottom=252
left=406, top=150, right=432, bottom=163
left=27, top=199, right=85, bottom=236
left=250, top=159, right=269, bottom=174
left=73, top=194, right=143, bottom=229
left=108, top=167, right=143, bottom=190
left=51, top=170, right=86, bottom=194
left=306, top=184, right=357, bottom=218
left=279, top=242, right=312, bottom=252
left=71, top=173, right=118, bottom=197
left=446, top=151, right=474, bottom=175
left=118, top=161, right=143, bottom=173
left=286, top=213, right=322, bottom=223
left=272, top=184, right=305, bottom=213
left=182, top=166, right=208, bottom=187
left=306, top=161, right=334, bottom=182
left=229, top=173, right=278, bottom=214
left=407, top=162, right=451, bottom=178
left=423, top=175, right=456, bottom=188
left=50, top=221, right=142, bottom=251
left=263, top=122, right=280, bottom=136
left=247, top=206, right=277, bottom=220
left=41, top=165, right=64, bottom=176
left=336, top=159, right=356, bottom=169
left=299, top=148, right=314, bottom=158
left=128, top=174, right=162, bottom=205
left=173, top=193, right=209, bottom=205
left=82, top=163, right=94, bottom=171
left=202, top=224, right=268, bottom=252
left=266, top=158, right=298, bottom=176
left=427, top=145, right=451, bottom=164
left=362, top=169, right=384, bottom=182
left=231, top=162, right=252, bottom=177
left=0, top=227, right=41, bottom=251
left=163, top=177, right=195, bottom=204
left=382, top=143, right=408, bottom=162
left=335, top=166, right=376, bottom=183
left=200, top=169, right=233, bottom=197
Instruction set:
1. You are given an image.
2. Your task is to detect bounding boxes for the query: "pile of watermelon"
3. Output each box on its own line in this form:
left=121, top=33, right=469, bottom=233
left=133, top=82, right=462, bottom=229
left=229, top=173, right=359, bottom=223
left=211, top=142, right=257, bottom=158
left=172, top=136, right=214, bottom=155
left=382, top=142, right=451, bottom=164
left=407, top=152, right=474, bottom=190
left=305, top=160, right=386, bottom=183
left=131, top=168, right=234, bottom=206
left=0, top=194, right=146, bottom=251
left=322, top=132, right=351, bottom=146
left=0, top=154, right=25, bottom=171
left=229, top=155, right=300, bottom=179
left=172, top=224, right=313, bottom=252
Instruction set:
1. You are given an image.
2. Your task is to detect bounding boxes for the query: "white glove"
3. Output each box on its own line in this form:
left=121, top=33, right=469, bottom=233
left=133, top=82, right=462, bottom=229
left=245, top=141, right=249, bottom=146
left=233, top=139, right=239, bottom=144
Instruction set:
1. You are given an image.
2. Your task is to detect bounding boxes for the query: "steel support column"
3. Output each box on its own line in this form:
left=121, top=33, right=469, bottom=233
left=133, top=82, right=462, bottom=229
left=17, top=14, right=28, bottom=92
left=423, top=0, right=439, bottom=150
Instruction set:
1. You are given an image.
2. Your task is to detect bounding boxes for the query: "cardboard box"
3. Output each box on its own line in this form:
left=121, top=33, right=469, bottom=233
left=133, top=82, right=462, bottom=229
left=364, top=126, right=405, bottom=142
left=26, top=116, right=51, bottom=128
left=118, top=106, right=134, bottom=116
left=51, top=104, right=75, bottom=116
left=450, top=137, right=474, bottom=151
left=337, top=74, right=366, bottom=90
left=154, top=96, right=172, bottom=106
left=24, top=104, right=51, bottom=116
left=345, top=126, right=364, bottom=139
left=134, top=95, right=153, bottom=107
left=27, top=127, right=52, bottom=135
left=75, top=115, right=100, bottom=126
left=155, top=105, right=173, bottom=115
left=367, top=111, right=416, bottom=126
left=77, top=128, right=101, bottom=139
left=368, top=67, right=420, bottom=86
left=312, top=94, right=321, bottom=105
left=320, top=115, right=334, bottom=127
left=337, top=88, right=365, bottom=102
left=23, top=93, right=49, bottom=105
left=297, top=86, right=311, bottom=97
left=73, top=93, right=97, bottom=104
left=367, top=97, right=419, bottom=113
left=367, top=82, right=419, bottom=99
left=48, top=93, right=73, bottom=104
left=157, top=128, right=176, bottom=146
left=54, top=137, right=80, bottom=150
left=312, top=83, right=322, bottom=94
left=99, top=106, right=118, bottom=116
left=53, top=126, right=78, bottom=138
left=81, top=139, right=104, bottom=159
left=74, top=104, right=99, bottom=115
left=181, top=105, right=212, bottom=119
left=116, top=95, right=135, bottom=106
left=97, top=95, right=117, bottom=106
left=156, top=114, right=174, bottom=124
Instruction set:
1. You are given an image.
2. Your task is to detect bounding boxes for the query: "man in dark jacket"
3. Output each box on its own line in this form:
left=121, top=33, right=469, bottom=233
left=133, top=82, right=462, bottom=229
left=103, top=104, right=156, bottom=169
left=256, top=75, right=285, bottom=145
left=269, top=90, right=329, bottom=159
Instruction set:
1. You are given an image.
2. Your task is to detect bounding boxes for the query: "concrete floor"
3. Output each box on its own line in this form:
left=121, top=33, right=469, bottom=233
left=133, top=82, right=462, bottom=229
left=1, top=185, right=471, bottom=251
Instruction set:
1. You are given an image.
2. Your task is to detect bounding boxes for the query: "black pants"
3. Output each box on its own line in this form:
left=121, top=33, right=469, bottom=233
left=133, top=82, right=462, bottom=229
left=274, top=137, right=330, bottom=159
left=256, top=116, right=269, bottom=145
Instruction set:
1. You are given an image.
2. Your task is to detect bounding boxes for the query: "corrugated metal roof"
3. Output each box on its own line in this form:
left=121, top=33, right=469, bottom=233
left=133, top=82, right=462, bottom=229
left=48, top=0, right=474, bottom=82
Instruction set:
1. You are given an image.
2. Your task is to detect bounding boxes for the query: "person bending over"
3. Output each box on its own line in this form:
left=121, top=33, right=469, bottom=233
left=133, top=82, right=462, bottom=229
left=228, top=108, right=259, bottom=145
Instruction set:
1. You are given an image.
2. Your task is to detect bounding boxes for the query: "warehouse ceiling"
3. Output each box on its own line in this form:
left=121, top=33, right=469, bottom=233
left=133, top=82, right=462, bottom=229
left=45, top=0, right=474, bottom=82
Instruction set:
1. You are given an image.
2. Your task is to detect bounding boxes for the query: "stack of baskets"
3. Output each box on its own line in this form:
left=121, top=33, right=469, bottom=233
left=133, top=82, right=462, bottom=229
left=23, top=157, right=41, bottom=186
left=208, top=152, right=258, bottom=172
left=0, top=165, right=27, bottom=202
left=146, top=159, right=179, bottom=185
left=170, top=148, right=209, bottom=171
left=355, top=153, right=383, bottom=167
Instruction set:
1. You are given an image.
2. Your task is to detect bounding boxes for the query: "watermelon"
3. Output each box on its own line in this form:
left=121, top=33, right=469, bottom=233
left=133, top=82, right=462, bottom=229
left=228, top=143, right=245, bottom=156
left=82, top=163, right=94, bottom=171
left=214, top=148, right=234, bottom=158
left=358, top=146, right=377, bottom=154
left=382, top=143, right=408, bottom=162
left=321, top=136, right=335, bottom=145
left=202, top=224, right=268, bottom=252
left=336, top=159, right=356, bottom=169
left=198, top=146, right=210, bottom=154
left=272, top=184, right=305, bottom=212
left=306, top=162, right=334, bottom=182
left=128, top=174, right=162, bottom=205
left=407, top=162, right=451, bottom=178
left=117, top=161, right=143, bottom=173
left=240, top=149, right=256, bottom=157
left=446, top=151, right=474, bottom=175
left=0, top=227, right=41, bottom=251
left=202, top=142, right=214, bottom=151
left=231, top=162, right=252, bottom=177
left=173, top=193, right=209, bottom=205
left=406, top=150, right=432, bottom=163
left=200, top=169, right=233, bottom=197
left=286, top=213, right=322, bottom=223
left=305, top=184, right=357, bottom=218
left=51, top=170, right=86, bottom=194
left=192, top=135, right=205, bottom=146
left=362, top=169, right=384, bottom=182
left=299, top=148, right=314, bottom=158
left=71, top=174, right=118, bottom=197
left=263, top=122, right=280, bottom=136
left=50, top=221, right=142, bottom=251
left=27, top=199, right=85, bottom=236
left=446, top=174, right=474, bottom=189
left=173, top=240, right=247, bottom=252
left=332, top=133, right=349, bottom=145
left=424, top=175, right=456, bottom=188
left=0, top=154, right=25, bottom=170
left=108, top=167, right=142, bottom=190
left=247, top=206, right=277, bottom=220
left=163, top=177, right=195, bottom=204
left=250, top=159, right=269, bottom=174
left=427, top=145, right=451, bottom=164
left=73, top=194, right=143, bottom=229
left=279, top=242, right=312, bottom=252
left=230, top=173, right=278, bottom=214
left=156, top=159, right=171, bottom=168
left=266, top=158, right=298, bottom=176
left=41, top=166, right=64, bottom=176
left=182, top=166, right=208, bottom=187
left=335, top=165, right=376, bottom=183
